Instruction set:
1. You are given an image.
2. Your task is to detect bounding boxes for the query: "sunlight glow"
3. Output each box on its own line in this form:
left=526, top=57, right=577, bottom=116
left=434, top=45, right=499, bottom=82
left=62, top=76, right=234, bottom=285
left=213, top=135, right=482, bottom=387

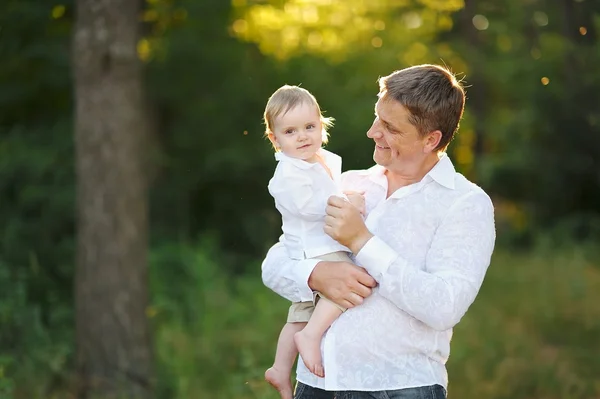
left=301, top=6, right=319, bottom=24
left=401, top=42, right=429, bottom=65
left=419, top=0, right=464, bottom=12
left=579, top=26, right=588, bottom=35
left=541, top=77, right=550, bottom=85
left=231, top=0, right=465, bottom=61
left=307, top=31, right=323, bottom=47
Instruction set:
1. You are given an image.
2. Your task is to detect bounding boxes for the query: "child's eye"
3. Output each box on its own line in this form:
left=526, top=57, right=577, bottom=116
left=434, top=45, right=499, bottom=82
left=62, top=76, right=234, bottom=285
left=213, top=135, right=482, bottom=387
left=285, top=129, right=294, bottom=134
left=306, top=124, right=315, bottom=129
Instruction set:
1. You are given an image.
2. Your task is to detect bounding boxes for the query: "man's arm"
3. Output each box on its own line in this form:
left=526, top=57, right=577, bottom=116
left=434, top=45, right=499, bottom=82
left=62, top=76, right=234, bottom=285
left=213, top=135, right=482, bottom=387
left=356, top=191, right=495, bottom=331
left=325, top=191, right=495, bottom=331
left=261, top=240, right=318, bottom=303
left=261, top=239, right=377, bottom=306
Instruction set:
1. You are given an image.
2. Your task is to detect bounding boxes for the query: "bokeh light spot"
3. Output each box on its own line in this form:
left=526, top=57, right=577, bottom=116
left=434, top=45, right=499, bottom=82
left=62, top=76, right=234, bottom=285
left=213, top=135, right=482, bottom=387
left=403, top=12, right=422, bottom=29
left=137, top=39, right=151, bottom=62
left=472, top=15, right=489, bottom=31
left=232, top=19, right=248, bottom=34
left=307, top=31, right=323, bottom=47
left=51, top=5, right=66, bottom=19
left=533, top=11, right=549, bottom=27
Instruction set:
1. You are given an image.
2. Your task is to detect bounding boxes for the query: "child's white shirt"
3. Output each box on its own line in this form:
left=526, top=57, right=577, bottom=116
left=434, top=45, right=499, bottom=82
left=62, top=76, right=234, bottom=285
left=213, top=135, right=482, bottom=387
left=268, top=148, right=351, bottom=260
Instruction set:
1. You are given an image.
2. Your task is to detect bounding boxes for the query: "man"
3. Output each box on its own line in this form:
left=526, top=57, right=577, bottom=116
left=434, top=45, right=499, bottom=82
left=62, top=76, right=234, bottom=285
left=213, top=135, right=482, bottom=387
left=262, top=64, right=496, bottom=399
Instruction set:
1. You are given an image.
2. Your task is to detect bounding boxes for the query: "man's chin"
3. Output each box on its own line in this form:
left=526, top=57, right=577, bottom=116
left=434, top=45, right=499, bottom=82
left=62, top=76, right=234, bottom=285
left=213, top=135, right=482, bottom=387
left=373, top=151, right=388, bottom=166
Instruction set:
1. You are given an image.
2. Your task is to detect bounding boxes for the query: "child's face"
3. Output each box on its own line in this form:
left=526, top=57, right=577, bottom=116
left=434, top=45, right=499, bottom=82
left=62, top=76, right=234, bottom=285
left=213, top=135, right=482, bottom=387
left=269, top=102, right=323, bottom=162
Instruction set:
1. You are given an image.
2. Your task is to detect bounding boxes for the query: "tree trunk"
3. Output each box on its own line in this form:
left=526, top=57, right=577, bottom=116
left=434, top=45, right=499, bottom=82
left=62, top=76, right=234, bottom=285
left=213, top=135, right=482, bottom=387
left=72, top=0, right=153, bottom=397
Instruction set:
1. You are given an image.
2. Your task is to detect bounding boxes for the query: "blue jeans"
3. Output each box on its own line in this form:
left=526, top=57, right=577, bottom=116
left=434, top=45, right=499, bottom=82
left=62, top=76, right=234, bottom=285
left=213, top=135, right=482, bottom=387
left=294, top=382, right=447, bottom=399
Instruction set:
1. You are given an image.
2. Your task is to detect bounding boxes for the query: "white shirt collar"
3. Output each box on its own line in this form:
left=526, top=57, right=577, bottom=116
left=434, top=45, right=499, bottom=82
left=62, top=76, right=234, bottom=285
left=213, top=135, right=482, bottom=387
left=357, top=152, right=456, bottom=190
left=427, top=152, right=456, bottom=190
left=274, top=148, right=341, bottom=171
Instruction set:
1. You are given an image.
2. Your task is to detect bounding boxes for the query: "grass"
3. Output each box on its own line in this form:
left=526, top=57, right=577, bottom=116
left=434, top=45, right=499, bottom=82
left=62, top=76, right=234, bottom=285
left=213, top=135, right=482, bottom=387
left=152, top=244, right=600, bottom=399
left=5, top=244, right=600, bottom=398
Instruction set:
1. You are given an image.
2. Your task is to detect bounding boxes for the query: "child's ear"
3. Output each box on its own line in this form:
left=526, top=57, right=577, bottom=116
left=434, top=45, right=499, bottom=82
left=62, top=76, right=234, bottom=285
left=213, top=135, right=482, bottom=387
left=267, top=132, right=279, bottom=149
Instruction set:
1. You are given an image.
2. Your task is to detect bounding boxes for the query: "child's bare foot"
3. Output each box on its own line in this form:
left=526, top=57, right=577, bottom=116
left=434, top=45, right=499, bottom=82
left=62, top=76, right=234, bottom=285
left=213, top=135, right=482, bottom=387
left=294, top=330, right=324, bottom=378
left=265, top=366, right=293, bottom=399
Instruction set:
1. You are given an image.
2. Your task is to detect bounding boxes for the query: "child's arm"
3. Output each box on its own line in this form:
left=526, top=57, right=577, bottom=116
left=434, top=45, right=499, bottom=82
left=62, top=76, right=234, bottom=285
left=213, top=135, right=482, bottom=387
left=344, top=191, right=366, bottom=216
left=269, top=171, right=328, bottom=221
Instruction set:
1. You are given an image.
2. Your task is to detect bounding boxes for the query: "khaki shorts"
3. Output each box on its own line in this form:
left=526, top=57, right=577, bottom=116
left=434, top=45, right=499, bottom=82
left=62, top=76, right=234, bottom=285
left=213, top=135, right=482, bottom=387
left=287, top=251, right=352, bottom=323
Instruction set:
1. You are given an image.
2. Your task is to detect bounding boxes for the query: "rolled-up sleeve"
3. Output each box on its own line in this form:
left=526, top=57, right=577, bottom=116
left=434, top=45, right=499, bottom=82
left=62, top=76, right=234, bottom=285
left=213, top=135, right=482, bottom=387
left=261, top=240, right=319, bottom=302
left=355, top=191, right=496, bottom=331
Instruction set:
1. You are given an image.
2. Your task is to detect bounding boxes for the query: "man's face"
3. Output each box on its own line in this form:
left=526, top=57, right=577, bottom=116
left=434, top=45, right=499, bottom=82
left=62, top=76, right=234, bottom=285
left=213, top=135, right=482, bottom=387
left=367, top=97, right=430, bottom=174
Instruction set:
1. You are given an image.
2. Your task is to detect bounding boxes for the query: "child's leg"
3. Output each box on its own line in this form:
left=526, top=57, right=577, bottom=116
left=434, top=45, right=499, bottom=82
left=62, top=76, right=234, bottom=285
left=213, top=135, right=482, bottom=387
left=294, top=298, right=343, bottom=378
left=265, top=322, right=306, bottom=399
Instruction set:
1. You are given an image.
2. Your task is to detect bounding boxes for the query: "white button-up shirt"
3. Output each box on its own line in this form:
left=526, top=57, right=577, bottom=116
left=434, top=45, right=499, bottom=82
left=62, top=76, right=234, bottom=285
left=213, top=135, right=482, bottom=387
left=262, top=153, right=496, bottom=391
left=268, top=149, right=350, bottom=259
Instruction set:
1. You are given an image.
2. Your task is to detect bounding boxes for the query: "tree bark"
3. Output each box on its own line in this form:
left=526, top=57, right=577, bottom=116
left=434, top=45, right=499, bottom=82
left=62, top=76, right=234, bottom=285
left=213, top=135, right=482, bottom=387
left=72, top=0, right=153, bottom=397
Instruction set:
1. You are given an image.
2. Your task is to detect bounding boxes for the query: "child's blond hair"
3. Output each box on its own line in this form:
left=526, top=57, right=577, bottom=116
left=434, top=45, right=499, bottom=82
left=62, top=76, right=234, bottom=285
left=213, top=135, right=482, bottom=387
left=263, top=85, right=334, bottom=151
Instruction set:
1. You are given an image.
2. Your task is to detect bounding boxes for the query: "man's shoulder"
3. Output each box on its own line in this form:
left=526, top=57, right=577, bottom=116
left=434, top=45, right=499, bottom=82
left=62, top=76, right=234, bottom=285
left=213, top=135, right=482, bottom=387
left=452, top=173, right=494, bottom=209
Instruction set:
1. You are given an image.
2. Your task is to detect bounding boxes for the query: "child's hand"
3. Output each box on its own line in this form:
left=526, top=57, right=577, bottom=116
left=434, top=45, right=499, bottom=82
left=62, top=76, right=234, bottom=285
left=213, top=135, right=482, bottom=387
left=344, top=191, right=366, bottom=216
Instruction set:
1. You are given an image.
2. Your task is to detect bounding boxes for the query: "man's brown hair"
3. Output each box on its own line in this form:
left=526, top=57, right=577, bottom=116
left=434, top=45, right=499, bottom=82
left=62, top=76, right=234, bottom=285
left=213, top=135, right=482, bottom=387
left=378, top=64, right=465, bottom=151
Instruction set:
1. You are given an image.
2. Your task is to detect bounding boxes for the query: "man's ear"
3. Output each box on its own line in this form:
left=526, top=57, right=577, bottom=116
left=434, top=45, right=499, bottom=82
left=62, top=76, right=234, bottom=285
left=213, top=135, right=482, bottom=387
left=424, top=130, right=442, bottom=153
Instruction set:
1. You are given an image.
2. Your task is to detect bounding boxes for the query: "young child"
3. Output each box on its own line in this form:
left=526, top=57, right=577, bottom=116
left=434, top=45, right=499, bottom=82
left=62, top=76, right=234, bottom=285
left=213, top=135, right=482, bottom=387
left=263, top=85, right=365, bottom=399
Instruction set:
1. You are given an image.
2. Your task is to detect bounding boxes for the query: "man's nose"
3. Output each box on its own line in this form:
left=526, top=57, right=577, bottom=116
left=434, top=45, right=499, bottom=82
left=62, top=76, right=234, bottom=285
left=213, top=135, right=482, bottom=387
left=367, top=121, right=381, bottom=138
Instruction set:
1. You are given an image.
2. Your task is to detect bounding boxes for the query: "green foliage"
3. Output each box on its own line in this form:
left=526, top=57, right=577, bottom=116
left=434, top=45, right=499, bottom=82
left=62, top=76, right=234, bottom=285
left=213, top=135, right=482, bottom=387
left=149, top=240, right=286, bottom=398
left=0, top=258, right=72, bottom=399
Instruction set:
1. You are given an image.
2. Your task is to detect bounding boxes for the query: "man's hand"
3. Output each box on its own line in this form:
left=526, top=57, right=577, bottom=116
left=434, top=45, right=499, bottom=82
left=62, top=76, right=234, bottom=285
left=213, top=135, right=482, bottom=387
left=308, top=261, right=377, bottom=308
left=344, top=191, right=365, bottom=216
left=324, top=195, right=374, bottom=254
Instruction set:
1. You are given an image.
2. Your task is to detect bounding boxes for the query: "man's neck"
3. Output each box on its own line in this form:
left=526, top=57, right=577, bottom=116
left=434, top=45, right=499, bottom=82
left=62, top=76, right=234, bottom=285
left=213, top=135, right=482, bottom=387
left=385, top=153, right=441, bottom=196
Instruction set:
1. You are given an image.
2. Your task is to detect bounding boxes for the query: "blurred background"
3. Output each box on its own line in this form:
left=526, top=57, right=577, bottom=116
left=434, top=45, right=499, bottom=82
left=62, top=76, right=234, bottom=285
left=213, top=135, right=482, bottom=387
left=1, top=0, right=600, bottom=398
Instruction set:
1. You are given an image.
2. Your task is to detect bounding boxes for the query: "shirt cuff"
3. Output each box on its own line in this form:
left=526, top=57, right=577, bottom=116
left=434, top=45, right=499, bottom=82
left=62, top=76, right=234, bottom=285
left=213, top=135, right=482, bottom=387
left=355, top=236, right=399, bottom=281
left=293, top=258, right=320, bottom=302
